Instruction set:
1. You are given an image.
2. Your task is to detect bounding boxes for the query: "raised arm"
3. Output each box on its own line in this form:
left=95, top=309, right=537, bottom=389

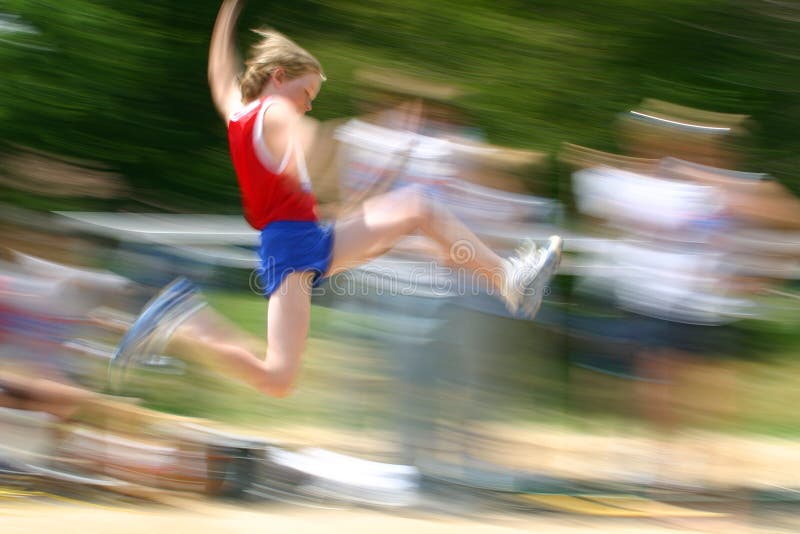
left=209, top=0, right=245, bottom=122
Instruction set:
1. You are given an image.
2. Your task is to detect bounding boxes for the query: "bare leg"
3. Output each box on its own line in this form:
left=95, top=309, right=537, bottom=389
left=328, top=186, right=506, bottom=289
left=262, top=271, right=313, bottom=395
left=166, top=272, right=313, bottom=398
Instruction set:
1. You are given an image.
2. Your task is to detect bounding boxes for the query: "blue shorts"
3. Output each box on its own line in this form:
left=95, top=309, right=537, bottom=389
left=257, top=221, right=334, bottom=297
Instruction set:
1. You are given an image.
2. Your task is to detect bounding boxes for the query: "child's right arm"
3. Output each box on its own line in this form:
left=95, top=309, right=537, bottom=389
left=209, top=0, right=244, bottom=123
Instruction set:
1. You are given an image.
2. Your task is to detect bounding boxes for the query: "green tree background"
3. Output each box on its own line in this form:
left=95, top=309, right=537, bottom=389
left=2, top=0, right=799, bottom=211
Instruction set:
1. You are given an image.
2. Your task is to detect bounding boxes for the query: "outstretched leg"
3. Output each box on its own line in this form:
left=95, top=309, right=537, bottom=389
left=165, top=272, right=313, bottom=398
left=328, top=186, right=505, bottom=281
left=328, top=185, right=561, bottom=316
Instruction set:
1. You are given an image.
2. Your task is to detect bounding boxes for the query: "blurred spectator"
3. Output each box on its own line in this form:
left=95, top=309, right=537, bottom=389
left=567, top=99, right=800, bottom=487
left=329, top=69, right=562, bottom=484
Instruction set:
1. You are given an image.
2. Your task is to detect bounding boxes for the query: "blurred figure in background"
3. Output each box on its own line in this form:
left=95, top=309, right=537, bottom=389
left=568, top=99, right=800, bottom=488
left=0, top=249, right=139, bottom=388
left=332, top=67, right=563, bottom=481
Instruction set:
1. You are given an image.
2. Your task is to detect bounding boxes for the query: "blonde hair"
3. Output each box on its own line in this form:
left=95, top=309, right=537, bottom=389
left=240, top=28, right=326, bottom=103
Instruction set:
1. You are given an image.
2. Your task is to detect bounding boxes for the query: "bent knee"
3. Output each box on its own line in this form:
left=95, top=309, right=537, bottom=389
left=256, top=371, right=296, bottom=398
left=256, top=353, right=301, bottom=398
left=267, top=382, right=295, bottom=398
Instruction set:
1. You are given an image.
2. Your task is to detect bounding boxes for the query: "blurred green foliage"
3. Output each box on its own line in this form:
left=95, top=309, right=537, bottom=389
left=2, top=0, right=800, bottom=210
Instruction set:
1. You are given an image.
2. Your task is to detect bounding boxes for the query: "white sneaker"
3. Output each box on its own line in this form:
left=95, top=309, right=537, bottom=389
left=500, top=239, right=538, bottom=315
left=501, top=236, right=563, bottom=318
left=523, top=235, right=562, bottom=317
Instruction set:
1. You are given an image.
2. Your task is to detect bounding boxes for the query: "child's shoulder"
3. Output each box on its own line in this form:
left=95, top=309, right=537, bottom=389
left=232, top=95, right=295, bottom=119
left=229, top=96, right=299, bottom=133
left=228, top=99, right=261, bottom=123
left=261, top=96, right=298, bottom=121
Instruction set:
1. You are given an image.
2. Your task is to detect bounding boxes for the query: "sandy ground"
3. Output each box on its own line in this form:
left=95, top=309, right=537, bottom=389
left=0, top=500, right=767, bottom=534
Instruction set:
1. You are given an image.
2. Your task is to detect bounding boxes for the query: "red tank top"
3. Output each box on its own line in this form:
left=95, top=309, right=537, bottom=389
left=227, top=97, right=318, bottom=230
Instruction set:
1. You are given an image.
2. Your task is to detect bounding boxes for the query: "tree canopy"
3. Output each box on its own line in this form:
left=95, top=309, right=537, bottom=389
left=2, top=0, right=799, bottom=211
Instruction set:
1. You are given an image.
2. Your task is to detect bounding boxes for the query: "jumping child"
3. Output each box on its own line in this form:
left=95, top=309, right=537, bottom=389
left=109, top=0, right=562, bottom=397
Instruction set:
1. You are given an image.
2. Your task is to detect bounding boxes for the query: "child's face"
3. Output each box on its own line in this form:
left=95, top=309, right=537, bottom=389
left=277, top=71, right=322, bottom=115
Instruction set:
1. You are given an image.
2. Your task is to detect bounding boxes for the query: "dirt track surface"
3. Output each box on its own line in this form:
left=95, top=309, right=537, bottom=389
left=0, top=501, right=759, bottom=534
